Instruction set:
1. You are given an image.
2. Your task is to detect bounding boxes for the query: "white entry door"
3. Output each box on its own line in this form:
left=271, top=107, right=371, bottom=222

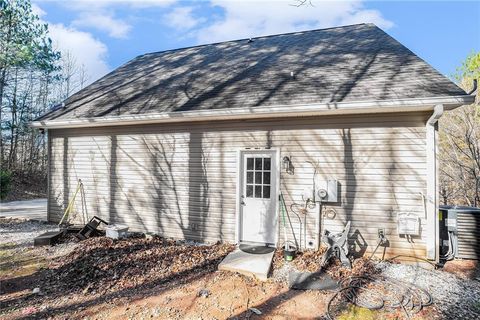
left=240, top=151, right=277, bottom=245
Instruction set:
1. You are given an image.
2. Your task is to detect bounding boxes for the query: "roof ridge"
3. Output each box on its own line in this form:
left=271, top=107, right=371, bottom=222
left=139, top=23, right=375, bottom=58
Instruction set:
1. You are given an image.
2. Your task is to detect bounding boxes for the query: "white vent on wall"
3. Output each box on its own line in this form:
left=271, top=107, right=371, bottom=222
left=397, top=212, right=420, bottom=236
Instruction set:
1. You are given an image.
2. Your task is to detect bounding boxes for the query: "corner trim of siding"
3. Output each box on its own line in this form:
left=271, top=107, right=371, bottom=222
left=30, top=95, right=474, bottom=129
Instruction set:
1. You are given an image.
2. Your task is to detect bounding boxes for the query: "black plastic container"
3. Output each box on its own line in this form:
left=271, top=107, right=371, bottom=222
left=283, top=246, right=296, bottom=261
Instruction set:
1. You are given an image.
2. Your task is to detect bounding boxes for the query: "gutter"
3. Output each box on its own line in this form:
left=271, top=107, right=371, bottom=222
left=30, top=95, right=475, bottom=129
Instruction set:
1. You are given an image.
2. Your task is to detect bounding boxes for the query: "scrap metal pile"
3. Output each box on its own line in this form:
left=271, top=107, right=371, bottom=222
left=327, top=275, right=433, bottom=320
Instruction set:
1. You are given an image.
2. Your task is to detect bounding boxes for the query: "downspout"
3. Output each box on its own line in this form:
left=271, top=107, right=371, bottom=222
left=467, top=79, right=477, bottom=95
left=425, top=104, right=443, bottom=262
left=427, top=104, right=444, bottom=126
left=46, top=129, right=51, bottom=222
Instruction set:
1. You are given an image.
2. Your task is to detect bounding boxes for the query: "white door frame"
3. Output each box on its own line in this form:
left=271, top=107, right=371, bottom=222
left=235, top=148, right=281, bottom=246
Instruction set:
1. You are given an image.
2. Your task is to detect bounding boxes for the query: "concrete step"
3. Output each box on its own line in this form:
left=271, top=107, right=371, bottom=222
left=218, top=248, right=274, bottom=281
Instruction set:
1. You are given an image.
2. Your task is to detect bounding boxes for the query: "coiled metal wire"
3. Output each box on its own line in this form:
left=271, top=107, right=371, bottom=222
left=327, top=275, right=433, bottom=320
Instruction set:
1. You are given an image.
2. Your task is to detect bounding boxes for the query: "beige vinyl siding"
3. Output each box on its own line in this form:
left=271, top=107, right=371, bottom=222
left=48, top=112, right=429, bottom=259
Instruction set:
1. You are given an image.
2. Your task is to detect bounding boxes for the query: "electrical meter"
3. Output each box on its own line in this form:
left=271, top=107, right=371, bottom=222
left=314, top=177, right=338, bottom=203
left=318, top=188, right=328, bottom=199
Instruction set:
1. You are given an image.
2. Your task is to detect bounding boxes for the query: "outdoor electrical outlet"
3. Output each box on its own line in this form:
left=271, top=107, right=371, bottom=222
left=378, top=228, right=385, bottom=238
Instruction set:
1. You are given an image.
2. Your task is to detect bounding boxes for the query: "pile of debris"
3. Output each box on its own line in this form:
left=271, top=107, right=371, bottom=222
left=40, top=236, right=235, bottom=295
left=292, top=247, right=327, bottom=272
left=273, top=247, right=377, bottom=282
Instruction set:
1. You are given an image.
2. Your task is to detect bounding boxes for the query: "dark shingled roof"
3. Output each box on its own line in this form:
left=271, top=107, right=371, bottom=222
left=39, top=23, right=467, bottom=121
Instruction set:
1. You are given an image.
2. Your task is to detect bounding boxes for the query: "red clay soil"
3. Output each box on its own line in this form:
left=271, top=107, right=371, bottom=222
left=443, top=260, right=480, bottom=280
left=0, top=236, right=334, bottom=319
left=80, top=272, right=332, bottom=320
left=0, top=235, right=439, bottom=320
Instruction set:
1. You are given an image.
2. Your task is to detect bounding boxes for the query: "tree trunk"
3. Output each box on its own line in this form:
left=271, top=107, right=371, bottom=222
left=0, top=68, right=6, bottom=165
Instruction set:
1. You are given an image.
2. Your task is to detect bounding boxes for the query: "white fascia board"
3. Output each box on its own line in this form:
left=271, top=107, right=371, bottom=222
left=30, top=95, right=475, bottom=129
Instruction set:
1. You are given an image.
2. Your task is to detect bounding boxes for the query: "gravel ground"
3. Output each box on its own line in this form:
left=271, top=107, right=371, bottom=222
left=271, top=260, right=297, bottom=283
left=273, top=253, right=480, bottom=319
left=376, top=261, right=480, bottom=319
left=0, top=218, right=56, bottom=245
left=0, top=218, right=79, bottom=259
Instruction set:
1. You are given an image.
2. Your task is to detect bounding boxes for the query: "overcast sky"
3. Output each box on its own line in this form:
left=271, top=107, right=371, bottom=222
left=32, top=0, right=480, bottom=85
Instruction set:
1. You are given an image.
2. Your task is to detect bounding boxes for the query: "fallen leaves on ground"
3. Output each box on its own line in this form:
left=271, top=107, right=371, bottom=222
left=292, top=247, right=327, bottom=272
left=41, top=236, right=235, bottom=296
left=325, top=257, right=377, bottom=280
left=1, top=235, right=235, bottom=319
left=273, top=245, right=377, bottom=281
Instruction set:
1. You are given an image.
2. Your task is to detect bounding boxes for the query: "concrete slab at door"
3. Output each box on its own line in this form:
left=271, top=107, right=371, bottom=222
left=218, top=249, right=274, bottom=281
left=0, top=199, right=47, bottom=221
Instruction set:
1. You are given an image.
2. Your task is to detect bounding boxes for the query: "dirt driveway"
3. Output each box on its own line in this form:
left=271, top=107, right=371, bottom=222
left=0, top=199, right=47, bottom=221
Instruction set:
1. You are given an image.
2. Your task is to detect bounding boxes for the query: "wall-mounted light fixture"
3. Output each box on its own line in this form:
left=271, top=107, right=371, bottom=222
left=282, top=156, right=294, bottom=174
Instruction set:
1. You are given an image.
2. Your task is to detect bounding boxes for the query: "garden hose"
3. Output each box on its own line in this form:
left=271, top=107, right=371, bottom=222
left=279, top=193, right=289, bottom=250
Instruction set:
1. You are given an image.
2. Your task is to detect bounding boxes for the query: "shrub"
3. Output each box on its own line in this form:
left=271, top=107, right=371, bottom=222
left=0, top=170, right=12, bottom=200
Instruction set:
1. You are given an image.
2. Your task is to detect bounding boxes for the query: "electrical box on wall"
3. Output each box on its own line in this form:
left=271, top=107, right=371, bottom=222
left=443, top=209, right=458, bottom=232
left=314, top=178, right=338, bottom=203
left=445, top=217, right=458, bottom=232
left=397, top=212, right=420, bottom=236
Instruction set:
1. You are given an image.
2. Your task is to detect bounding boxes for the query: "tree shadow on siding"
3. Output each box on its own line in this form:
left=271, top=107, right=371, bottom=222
left=386, top=130, right=424, bottom=261
left=90, top=154, right=101, bottom=222
left=217, top=135, right=225, bottom=241
left=189, top=131, right=210, bottom=242
left=108, top=135, right=117, bottom=224
left=341, top=128, right=367, bottom=258
left=144, top=135, right=187, bottom=238
left=87, top=135, right=147, bottom=230
left=141, top=132, right=210, bottom=242
left=62, top=137, right=69, bottom=216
